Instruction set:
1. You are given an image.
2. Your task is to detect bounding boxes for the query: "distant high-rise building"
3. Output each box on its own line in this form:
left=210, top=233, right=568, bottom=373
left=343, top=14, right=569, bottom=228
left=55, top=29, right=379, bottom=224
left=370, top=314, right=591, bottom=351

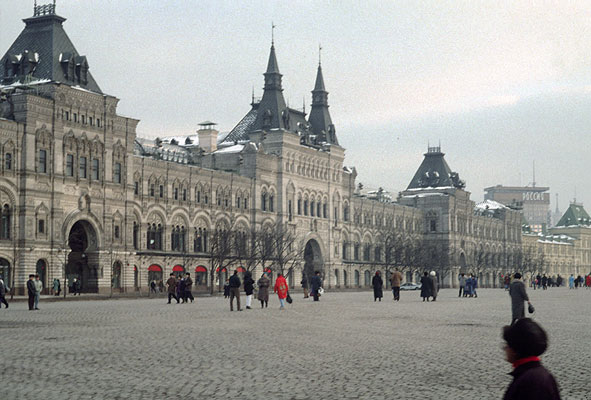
left=484, top=185, right=550, bottom=233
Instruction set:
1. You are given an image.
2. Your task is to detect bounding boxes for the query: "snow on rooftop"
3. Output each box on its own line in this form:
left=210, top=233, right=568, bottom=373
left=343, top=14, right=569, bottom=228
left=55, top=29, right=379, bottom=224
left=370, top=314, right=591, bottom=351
left=475, top=199, right=508, bottom=211
left=214, top=144, right=244, bottom=154
left=0, top=78, right=51, bottom=90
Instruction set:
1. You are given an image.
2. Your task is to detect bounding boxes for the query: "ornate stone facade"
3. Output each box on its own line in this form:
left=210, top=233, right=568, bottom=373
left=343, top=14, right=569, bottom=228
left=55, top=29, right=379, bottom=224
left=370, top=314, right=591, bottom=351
left=2, top=6, right=583, bottom=295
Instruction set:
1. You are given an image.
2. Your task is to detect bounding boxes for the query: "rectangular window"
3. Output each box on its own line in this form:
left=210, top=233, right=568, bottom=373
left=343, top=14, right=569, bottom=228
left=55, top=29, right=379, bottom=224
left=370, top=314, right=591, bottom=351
left=4, top=153, right=12, bottom=170
left=204, top=194, right=208, bottom=204
left=269, top=196, right=274, bottom=212
left=114, top=162, right=121, bottom=184
left=79, top=156, right=87, bottom=178
left=182, top=189, right=187, bottom=201
left=159, top=185, right=164, bottom=198
left=244, top=198, right=248, bottom=209
left=288, top=200, right=293, bottom=221
left=298, top=199, right=302, bottom=215
left=38, top=149, right=47, bottom=173
left=81, top=115, right=86, bottom=124
left=89, top=117, right=93, bottom=126
left=66, top=154, right=74, bottom=176
left=197, top=190, right=201, bottom=203
left=65, top=111, right=70, bottom=121
left=91, top=158, right=99, bottom=180
left=134, top=181, right=139, bottom=195
left=74, top=113, right=78, bottom=122
left=97, top=118, right=101, bottom=127
left=114, top=225, right=120, bottom=239
left=150, top=184, right=155, bottom=197
left=174, top=188, right=179, bottom=200
left=38, top=219, right=45, bottom=234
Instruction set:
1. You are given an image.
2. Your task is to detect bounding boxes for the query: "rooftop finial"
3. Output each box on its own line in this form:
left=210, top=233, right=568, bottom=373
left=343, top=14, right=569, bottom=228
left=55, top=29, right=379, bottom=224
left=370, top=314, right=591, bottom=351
left=319, top=43, right=322, bottom=66
left=34, top=0, right=56, bottom=16
left=271, top=22, right=276, bottom=45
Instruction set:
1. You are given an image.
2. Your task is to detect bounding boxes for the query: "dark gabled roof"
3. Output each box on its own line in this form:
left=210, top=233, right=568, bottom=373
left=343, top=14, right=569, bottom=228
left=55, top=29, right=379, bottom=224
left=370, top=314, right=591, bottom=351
left=556, top=203, right=591, bottom=227
left=406, top=147, right=465, bottom=190
left=224, top=107, right=258, bottom=143
left=0, top=10, right=102, bottom=93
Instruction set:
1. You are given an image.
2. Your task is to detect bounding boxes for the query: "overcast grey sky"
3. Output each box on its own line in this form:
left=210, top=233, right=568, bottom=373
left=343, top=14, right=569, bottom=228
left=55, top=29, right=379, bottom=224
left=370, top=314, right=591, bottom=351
left=1, top=1, right=590, bottom=211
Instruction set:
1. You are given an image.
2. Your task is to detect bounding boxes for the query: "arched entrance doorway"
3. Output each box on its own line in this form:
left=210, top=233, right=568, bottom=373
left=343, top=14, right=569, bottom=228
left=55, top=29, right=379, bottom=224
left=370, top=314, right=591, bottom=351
left=36, top=259, right=47, bottom=294
left=303, top=239, right=324, bottom=285
left=112, top=261, right=122, bottom=290
left=66, top=220, right=100, bottom=293
left=0, top=258, right=11, bottom=293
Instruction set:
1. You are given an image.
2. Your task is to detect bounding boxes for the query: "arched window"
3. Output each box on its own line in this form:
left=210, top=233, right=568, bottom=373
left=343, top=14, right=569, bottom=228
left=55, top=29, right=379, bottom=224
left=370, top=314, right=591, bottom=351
left=355, top=270, right=360, bottom=286
left=194, top=227, right=208, bottom=253
left=364, top=270, right=371, bottom=286
left=147, top=223, right=163, bottom=250
left=269, top=194, right=274, bottom=212
left=310, top=200, right=315, bottom=217
left=261, top=192, right=268, bottom=211
left=0, top=205, right=11, bottom=240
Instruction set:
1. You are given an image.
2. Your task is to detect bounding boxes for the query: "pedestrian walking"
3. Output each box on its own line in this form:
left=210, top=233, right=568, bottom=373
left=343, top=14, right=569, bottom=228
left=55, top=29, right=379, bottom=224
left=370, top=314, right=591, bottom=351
left=34, top=274, right=43, bottom=310
left=243, top=271, right=255, bottom=309
left=274, top=273, right=289, bottom=310
left=184, top=273, right=194, bottom=303
left=464, top=274, right=473, bottom=297
left=568, top=274, right=574, bottom=289
left=471, top=273, right=478, bottom=298
left=390, top=268, right=402, bottom=301
left=27, top=274, right=36, bottom=310
left=177, top=276, right=185, bottom=302
left=420, top=272, right=432, bottom=302
left=429, top=271, right=438, bottom=301
left=52, top=278, right=61, bottom=296
left=74, top=278, right=82, bottom=295
left=223, top=279, right=230, bottom=298
left=586, top=274, right=591, bottom=289
left=0, top=275, right=9, bottom=308
left=301, top=273, right=309, bottom=299
left=372, top=271, right=383, bottom=302
left=458, top=273, right=466, bottom=297
left=509, top=273, right=531, bottom=325
left=501, top=318, right=561, bottom=400
left=310, top=271, right=322, bottom=302
left=257, top=272, right=270, bottom=308
left=166, top=273, right=179, bottom=304
left=150, top=280, right=157, bottom=294
left=541, top=275, right=548, bottom=290
left=229, top=270, right=242, bottom=311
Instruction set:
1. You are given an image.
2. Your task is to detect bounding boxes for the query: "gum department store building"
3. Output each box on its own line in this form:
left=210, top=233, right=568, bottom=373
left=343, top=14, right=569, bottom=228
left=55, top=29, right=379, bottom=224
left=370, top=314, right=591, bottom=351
left=0, top=5, right=588, bottom=294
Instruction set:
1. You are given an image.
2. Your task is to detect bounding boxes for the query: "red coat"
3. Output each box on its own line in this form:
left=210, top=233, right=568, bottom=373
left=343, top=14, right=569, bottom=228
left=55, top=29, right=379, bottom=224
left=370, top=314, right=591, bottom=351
left=274, top=276, right=288, bottom=299
left=586, top=275, right=591, bottom=287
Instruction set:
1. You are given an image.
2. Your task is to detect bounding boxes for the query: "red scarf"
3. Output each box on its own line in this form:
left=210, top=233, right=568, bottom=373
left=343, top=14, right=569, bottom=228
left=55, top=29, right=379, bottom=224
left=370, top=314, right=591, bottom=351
left=512, top=356, right=540, bottom=369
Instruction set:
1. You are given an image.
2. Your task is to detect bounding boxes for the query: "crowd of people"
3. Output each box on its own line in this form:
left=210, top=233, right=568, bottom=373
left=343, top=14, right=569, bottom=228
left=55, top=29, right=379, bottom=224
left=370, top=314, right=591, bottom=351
left=164, top=273, right=194, bottom=304
left=458, top=273, right=478, bottom=298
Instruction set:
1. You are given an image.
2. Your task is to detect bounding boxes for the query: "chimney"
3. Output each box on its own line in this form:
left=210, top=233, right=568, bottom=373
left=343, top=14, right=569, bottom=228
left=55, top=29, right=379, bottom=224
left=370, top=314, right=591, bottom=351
left=197, top=121, right=218, bottom=153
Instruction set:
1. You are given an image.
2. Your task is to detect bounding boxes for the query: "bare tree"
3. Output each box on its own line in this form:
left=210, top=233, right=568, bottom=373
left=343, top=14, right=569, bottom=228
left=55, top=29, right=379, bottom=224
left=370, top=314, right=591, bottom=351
left=270, top=222, right=303, bottom=281
left=208, top=228, right=236, bottom=295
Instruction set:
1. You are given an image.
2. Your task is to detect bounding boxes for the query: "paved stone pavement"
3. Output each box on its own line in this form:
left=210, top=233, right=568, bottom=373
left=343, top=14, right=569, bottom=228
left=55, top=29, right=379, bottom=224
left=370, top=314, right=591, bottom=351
left=1, top=287, right=589, bottom=400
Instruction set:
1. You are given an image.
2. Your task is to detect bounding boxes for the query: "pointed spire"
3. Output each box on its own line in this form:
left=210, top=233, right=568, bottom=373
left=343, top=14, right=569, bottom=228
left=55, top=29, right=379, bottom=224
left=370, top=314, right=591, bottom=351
left=313, top=63, right=326, bottom=93
left=308, top=50, right=337, bottom=145
left=266, top=43, right=280, bottom=75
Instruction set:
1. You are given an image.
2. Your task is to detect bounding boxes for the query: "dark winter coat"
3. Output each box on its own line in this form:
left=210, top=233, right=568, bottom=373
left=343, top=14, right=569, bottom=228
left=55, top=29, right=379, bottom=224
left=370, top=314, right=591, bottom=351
left=229, top=274, right=241, bottom=288
left=257, top=275, right=270, bottom=302
left=372, top=274, right=383, bottom=299
left=166, top=277, right=177, bottom=293
left=310, top=275, right=322, bottom=294
left=184, top=277, right=193, bottom=291
left=27, top=279, right=36, bottom=296
left=301, top=277, right=308, bottom=289
left=420, top=276, right=432, bottom=298
left=509, top=280, right=529, bottom=321
left=243, top=273, right=255, bottom=296
left=430, top=276, right=438, bottom=298
left=503, top=361, right=561, bottom=400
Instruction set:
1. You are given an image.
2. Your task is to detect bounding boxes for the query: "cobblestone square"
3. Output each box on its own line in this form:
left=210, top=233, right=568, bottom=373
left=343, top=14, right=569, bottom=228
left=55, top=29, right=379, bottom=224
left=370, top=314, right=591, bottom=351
left=1, top=288, right=589, bottom=400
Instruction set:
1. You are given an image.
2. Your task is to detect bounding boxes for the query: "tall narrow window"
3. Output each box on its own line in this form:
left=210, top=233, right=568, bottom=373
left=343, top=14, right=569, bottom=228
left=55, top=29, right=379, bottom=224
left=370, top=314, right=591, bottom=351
left=150, top=184, right=155, bottom=197
left=310, top=201, right=315, bottom=217
left=38, top=149, right=47, bottom=173
left=297, top=199, right=302, bottom=215
left=182, top=189, right=187, bottom=201
left=91, top=158, right=99, bottom=180
left=269, top=195, right=274, bottom=212
left=288, top=200, right=293, bottom=221
left=4, top=153, right=11, bottom=170
left=174, top=188, right=179, bottom=200
left=159, top=185, right=164, bottom=198
left=38, top=219, right=45, bottom=234
left=114, top=162, right=121, bottom=183
left=79, top=156, right=87, bottom=178
left=133, top=222, right=139, bottom=250
left=0, top=205, right=11, bottom=239
left=134, top=181, right=139, bottom=195
left=66, top=154, right=74, bottom=176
